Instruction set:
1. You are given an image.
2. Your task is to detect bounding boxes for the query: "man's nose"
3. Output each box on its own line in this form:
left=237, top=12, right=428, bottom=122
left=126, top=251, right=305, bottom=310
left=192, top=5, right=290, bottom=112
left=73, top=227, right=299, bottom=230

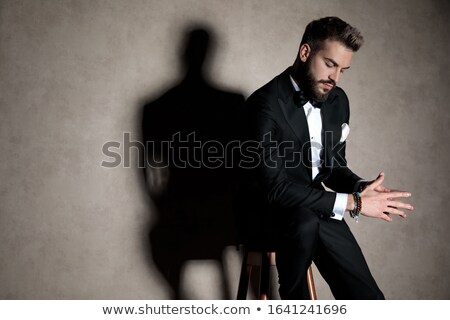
left=329, top=69, right=340, bottom=83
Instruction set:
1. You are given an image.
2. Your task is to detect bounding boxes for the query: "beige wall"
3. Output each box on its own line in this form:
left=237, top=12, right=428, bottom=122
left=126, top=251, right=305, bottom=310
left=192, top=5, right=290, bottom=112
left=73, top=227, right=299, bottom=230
left=1, top=0, right=449, bottom=299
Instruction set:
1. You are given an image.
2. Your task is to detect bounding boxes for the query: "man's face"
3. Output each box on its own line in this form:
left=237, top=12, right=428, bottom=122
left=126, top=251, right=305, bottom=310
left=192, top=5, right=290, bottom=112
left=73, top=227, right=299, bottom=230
left=300, top=40, right=354, bottom=102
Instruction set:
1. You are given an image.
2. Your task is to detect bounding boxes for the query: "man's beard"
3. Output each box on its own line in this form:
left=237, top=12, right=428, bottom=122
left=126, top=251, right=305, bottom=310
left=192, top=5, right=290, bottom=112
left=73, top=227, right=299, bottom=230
left=299, top=59, right=335, bottom=103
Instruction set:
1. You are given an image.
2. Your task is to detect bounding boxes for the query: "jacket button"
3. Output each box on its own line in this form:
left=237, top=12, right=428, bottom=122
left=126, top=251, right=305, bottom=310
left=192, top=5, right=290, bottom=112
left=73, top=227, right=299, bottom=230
left=331, top=213, right=335, bottom=217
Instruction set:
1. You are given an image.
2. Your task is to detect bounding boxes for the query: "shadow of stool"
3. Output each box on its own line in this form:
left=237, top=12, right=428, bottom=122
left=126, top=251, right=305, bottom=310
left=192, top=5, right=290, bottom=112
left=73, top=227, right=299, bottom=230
left=237, top=250, right=317, bottom=300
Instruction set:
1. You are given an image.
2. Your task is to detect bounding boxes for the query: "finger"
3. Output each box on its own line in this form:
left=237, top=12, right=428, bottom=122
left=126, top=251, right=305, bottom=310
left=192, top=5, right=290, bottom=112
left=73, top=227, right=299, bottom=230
left=387, top=201, right=414, bottom=211
left=369, top=172, right=385, bottom=190
left=383, top=191, right=411, bottom=199
left=375, top=186, right=392, bottom=193
left=385, top=206, right=407, bottom=218
left=380, top=213, right=392, bottom=222
left=385, top=189, right=399, bottom=192
left=384, top=189, right=407, bottom=194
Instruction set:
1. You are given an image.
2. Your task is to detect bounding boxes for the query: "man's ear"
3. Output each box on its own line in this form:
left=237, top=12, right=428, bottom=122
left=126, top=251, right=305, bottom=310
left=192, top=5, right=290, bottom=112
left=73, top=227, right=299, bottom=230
left=299, top=43, right=311, bottom=62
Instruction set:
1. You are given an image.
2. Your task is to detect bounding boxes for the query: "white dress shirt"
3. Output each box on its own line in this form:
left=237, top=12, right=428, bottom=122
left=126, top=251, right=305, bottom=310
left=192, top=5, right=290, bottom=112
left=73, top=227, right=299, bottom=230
left=290, top=76, right=347, bottom=220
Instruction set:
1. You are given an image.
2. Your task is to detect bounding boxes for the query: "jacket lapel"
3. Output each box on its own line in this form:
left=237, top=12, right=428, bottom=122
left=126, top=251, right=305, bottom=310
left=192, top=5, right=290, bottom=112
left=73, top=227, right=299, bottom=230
left=276, top=68, right=312, bottom=174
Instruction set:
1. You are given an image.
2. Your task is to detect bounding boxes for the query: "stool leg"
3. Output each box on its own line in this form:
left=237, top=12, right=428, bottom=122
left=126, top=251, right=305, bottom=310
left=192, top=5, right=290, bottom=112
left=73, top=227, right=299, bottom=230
left=237, top=251, right=251, bottom=299
left=259, top=252, right=273, bottom=300
left=307, top=265, right=317, bottom=300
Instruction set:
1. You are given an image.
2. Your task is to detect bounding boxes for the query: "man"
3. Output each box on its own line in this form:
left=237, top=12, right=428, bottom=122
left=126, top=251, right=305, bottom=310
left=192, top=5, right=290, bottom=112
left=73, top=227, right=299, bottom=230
left=246, top=16, right=414, bottom=299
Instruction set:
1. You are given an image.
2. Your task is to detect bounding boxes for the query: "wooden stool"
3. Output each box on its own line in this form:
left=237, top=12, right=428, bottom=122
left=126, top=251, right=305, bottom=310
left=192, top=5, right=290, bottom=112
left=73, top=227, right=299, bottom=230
left=237, top=250, right=317, bottom=300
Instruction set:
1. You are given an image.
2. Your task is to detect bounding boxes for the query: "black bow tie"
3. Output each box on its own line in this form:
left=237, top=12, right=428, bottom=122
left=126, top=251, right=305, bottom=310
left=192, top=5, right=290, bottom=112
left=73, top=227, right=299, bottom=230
left=293, top=91, right=322, bottom=108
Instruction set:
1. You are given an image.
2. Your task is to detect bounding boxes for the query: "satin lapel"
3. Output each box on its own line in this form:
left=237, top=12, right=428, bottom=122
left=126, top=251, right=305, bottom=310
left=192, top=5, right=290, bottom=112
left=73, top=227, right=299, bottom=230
left=276, top=69, right=312, bottom=174
left=277, top=69, right=310, bottom=145
left=278, top=97, right=311, bottom=147
left=278, top=97, right=312, bottom=176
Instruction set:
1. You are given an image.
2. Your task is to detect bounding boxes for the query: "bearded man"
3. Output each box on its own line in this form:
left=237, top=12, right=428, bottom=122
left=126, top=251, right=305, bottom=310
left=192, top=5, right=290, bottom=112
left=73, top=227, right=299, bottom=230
left=246, top=16, right=414, bottom=299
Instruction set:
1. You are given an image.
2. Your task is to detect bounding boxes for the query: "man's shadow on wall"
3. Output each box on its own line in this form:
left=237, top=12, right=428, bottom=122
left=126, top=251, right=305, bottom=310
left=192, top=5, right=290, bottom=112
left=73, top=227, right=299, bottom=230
left=141, top=25, right=246, bottom=299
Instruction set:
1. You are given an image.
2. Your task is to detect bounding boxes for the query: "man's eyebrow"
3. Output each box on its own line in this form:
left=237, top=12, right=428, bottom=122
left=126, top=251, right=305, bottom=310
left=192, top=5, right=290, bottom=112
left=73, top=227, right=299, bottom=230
left=325, top=57, right=351, bottom=69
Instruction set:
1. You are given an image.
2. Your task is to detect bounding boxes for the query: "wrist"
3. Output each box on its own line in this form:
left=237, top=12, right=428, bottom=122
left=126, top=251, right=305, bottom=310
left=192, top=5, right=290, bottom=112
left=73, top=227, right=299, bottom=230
left=349, top=192, right=362, bottom=222
left=346, top=193, right=355, bottom=211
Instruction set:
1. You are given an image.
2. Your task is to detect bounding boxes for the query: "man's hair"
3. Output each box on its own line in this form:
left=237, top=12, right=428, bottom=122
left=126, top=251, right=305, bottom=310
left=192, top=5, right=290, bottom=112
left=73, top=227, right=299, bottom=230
left=300, top=16, right=364, bottom=53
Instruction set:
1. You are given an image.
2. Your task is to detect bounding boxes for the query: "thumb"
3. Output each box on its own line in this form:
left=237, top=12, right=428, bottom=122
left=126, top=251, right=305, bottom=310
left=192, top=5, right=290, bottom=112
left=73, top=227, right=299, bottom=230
left=369, top=172, right=385, bottom=190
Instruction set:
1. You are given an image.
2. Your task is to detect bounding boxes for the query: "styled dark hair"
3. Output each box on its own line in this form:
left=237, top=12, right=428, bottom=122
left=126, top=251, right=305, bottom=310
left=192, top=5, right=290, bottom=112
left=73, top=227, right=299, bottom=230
left=300, top=16, right=364, bottom=52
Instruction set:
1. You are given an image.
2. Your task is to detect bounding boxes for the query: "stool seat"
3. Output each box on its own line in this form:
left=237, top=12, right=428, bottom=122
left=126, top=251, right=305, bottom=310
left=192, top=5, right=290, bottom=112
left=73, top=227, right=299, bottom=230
left=237, top=249, right=317, bottom=300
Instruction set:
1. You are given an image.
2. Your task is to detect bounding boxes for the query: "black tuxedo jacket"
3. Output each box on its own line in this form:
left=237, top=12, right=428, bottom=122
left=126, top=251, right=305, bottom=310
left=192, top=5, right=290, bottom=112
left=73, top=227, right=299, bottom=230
left=246, top=68, right=362, bottom=219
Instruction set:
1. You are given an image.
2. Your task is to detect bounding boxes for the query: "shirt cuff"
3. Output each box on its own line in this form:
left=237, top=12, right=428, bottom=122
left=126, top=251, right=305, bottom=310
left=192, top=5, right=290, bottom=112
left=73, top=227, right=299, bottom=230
left=331, top=193, right=348, bottom=221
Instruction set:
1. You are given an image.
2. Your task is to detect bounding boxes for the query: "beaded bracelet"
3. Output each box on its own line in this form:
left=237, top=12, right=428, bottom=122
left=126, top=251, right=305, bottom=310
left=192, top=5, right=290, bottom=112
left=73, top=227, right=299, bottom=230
left=349, top=192, right=362, bottom=223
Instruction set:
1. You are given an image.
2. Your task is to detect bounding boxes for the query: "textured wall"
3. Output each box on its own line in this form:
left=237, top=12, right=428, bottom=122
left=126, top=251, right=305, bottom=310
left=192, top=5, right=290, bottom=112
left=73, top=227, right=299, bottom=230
left=1, top=0, right=449, bottom=299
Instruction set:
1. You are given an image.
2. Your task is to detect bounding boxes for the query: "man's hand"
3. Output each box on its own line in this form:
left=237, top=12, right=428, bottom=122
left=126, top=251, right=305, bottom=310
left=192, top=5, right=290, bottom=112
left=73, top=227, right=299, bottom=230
left=359, top=172, right=414, bottom=222
left=347, top=172, right=414, bottom=222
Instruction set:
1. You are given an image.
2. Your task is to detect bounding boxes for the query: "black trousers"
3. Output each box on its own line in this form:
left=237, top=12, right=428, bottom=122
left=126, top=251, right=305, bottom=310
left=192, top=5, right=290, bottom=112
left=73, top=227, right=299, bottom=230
left=275, top=207, right=385, bottom=300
